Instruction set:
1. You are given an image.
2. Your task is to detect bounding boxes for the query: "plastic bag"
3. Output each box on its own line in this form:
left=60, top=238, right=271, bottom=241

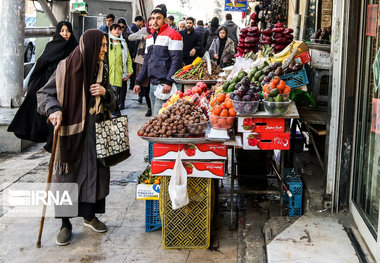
left=168, top=151, right=189, bottom=210
left=154, top=83, right=177, bottom=101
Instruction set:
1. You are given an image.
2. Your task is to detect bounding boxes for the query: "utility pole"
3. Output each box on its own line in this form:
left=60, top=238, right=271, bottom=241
left=0, top=0, right=25, bottom=108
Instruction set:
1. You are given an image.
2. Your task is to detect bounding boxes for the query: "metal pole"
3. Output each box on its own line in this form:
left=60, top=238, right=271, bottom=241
left=0, top=0, right=25, bottom=107
left=52, top=0, right=70, bottom=22
left=37, top=0, right=58, bottom=26
left=25, top=27, right=55, bottom=38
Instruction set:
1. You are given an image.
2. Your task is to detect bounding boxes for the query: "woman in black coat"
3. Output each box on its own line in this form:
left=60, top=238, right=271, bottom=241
left=8, top=21, right=78, bottom=152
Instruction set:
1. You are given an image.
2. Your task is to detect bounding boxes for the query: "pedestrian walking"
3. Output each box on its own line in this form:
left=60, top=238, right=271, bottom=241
left=168, top=15, right=177, bottom=31
left=180, top=17, right=203, bottom=65
left=133, top=4, right=183, bottom=116
left=203, top=17, right=219, bottom=54
left=222, top=13, right=239, bottom=47
left=208, top=26, right=235, bottom=67
left=108, top=24, right=133, bottom=114
left=178, top=21, right=186, bottom=31
left=99, top=13, right=115, bottom=34
left=118, top=17, right=134, bottom=109
left=8, top=21, right=78, bottom=152
left=129, top=16, right=145, bottom=94
left=129, top=17, right=153, bottom=117
left=37, top=29, right=117, bottom=246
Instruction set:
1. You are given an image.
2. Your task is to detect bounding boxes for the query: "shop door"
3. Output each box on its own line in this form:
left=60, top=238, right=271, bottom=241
left=351, top=0, right=380, bottom=259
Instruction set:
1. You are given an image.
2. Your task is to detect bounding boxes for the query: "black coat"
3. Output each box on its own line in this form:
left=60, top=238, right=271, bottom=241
left=8, top=22, right=78, bottom=152
left=180, top=29, right=203, bottom=65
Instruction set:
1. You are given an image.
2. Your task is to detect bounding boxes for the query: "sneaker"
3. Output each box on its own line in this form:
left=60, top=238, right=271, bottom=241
left=137, top=97, right=143, bottom=104
left=145, top=109, right=152, bottom=117
left=56, top=227, right=72, bottom=246
left=84, top=217, right=107, bottom=233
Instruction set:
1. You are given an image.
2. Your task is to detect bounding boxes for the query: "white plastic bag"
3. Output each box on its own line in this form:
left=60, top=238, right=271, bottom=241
left=154, top=83, right=177, bottom=101
left=168, top=151, right=189, bottom=210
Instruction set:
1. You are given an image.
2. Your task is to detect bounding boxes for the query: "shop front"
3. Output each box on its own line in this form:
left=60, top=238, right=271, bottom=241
left=343, top=0, right=380, bottom=260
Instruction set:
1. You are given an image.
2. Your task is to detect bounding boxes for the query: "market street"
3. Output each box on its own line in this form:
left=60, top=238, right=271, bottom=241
left=0, top=94, right=240, bottom=263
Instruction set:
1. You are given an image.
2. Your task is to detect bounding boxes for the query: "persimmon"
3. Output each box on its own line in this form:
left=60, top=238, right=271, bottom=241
left=225, top=99, right=233, bottom=109
left=210, top=97, right=217, bottom=107
left=272, top=76, right=280, bottom=85
left=277, top=80, right=286, bottom=91
left=283, top=86, right=291, bottom=94
left=217, top=118, right=227, bottom=127
left=221, top=102, right=227, bottom=109
left=227, top=117, right=235, bottom=125
left=220, top=109, right=229, bottom=117
left=228, top=108, right=236, bottom=117
left=270, top=82, right=277, bottom=91
left=213, top=105, right=222, bottom=116
left=217, top=93, right=226, bottom=104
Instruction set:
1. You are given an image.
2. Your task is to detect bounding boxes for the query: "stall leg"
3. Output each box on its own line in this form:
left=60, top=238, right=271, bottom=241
left=230, top=147, right=235, bottom=226
left=280, top=150, right=284, bottom=216
left=305, top=123, right=325, bottom=170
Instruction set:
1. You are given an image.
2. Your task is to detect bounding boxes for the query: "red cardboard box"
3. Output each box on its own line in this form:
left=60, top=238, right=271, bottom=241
left=294, top=51, right=311, bottom=64
left=243, top=132, right=290, bottom=150
left=237, top=117, right=285, bottom=133
left=153, top=143, right=227, bottom=160
left=151, top=160, right=225, bottom=179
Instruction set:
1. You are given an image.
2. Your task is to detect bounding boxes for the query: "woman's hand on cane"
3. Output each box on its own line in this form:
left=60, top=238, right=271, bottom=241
left=48, top=111, right=62, bottom=131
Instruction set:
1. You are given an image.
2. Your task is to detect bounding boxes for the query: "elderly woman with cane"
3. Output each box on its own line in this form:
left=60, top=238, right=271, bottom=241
left=37, top=29, right=117, bottom=246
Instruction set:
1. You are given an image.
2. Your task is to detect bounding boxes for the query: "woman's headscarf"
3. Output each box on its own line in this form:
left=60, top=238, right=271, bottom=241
left=217, top=26, right=228, bottom=65
left=31, top=21, right=78, bottom=83
left=53, top=29, right=107, bottom=175
left=117, top=17, right=133, bottom=34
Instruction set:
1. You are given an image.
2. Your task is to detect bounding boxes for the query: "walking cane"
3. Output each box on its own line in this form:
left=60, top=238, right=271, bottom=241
left=36, top=128, right=59, bottom=248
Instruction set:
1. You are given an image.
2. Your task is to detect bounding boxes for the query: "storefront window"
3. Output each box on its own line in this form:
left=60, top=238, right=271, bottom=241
left=353, top=1, right=380, bottom=238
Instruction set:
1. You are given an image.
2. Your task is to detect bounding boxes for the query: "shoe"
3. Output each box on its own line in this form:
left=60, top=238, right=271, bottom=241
left=56, top=227, right=72, bottom=246
left=84, top=217, right=107, bottom=233
left=145, top=109, right=152, bottom=117
left=137, top=97, right=142, bottom=104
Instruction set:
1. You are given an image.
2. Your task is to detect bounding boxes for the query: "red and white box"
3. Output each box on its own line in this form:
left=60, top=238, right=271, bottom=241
left=237, top=117, right=285, bottom=133
left=151, top=160, right=225, bottom=179
left=153, top=143, right=227, bottom=160
left=243, top=132, right=290, bottom=150
left=294, top=51, right=311, bottom=65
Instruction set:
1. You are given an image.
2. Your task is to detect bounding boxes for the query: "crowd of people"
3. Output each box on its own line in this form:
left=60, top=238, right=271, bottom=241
left=8, top=3, right=241, bottom=247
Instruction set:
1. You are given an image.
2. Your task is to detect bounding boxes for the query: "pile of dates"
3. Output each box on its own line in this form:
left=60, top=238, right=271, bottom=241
left=138, top=99, right=208, bottom=138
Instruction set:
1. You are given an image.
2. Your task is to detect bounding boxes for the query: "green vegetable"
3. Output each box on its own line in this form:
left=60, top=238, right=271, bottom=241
left=269, top=88, right=280, bottom=97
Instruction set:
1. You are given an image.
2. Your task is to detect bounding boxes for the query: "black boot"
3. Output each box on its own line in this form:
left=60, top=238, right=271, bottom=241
left=145, top=109, right=152, bottom=117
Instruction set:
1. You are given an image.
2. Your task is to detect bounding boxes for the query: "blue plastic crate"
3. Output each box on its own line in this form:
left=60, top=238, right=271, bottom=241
left=284, top=168, right=303, bottom=217
left=145, top=200, right=161, bottom=232
left=280, top=68, right=309, bottom=88
left=148, top=142, right=154, bottom=164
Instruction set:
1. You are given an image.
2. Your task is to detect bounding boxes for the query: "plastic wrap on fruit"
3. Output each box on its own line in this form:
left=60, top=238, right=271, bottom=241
left=190, top=93, right=200, bottom=104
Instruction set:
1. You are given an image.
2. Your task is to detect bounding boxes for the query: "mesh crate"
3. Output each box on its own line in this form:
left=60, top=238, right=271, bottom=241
left=280, top=68, right=309, bottom=88
left=148, top=142, right=154, bottom=164
left=159, top=176, right=212, bottom=249
left=145, top=200, right=162, bottom=232
left=284, top=168, right=303, bottom=217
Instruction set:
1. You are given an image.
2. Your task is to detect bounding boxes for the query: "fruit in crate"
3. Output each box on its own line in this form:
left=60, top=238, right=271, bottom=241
left=138, top=167, right=161, bottom=184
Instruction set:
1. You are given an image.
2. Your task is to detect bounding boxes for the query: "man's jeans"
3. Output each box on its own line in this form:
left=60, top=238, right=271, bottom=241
left=150, top=83, right=166, bottom=116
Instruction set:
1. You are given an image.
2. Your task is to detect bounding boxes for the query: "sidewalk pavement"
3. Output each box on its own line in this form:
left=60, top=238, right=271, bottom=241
left=0, top=94, right=238, bottom=263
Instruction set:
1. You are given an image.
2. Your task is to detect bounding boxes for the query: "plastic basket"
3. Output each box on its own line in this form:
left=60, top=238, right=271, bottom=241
left=283, top=168, right=303, bottom=217
left=145, top=200, right=162, bottom=232
left=280, top=68, right=309, bottom=88
left=160, top=176, right=212, bottom=249
left=148, top=142, right=154, bottom=164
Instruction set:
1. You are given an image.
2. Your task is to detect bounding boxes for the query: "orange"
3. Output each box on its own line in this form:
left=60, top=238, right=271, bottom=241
left=226, top=93, right=230, bottom=99
left=228, top=108, right=236, bottom=117
left=213, top=105, right=222, bottom=116
left=209, top=115, right=218, bottom=124
left=220, top=109, right=229, bottom=117
left=277, top=80, right=286, bottom=91
left=217, top=93, right=226, bottom=104
left=221, top=102, right=227, bottom=109
left=270, top=82, right=277, bottom=91
left=225, top=99, right=233, bottom=109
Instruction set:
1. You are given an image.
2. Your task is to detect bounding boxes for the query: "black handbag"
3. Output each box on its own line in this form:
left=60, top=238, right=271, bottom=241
left=95, top=115, right=131, bottom=167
